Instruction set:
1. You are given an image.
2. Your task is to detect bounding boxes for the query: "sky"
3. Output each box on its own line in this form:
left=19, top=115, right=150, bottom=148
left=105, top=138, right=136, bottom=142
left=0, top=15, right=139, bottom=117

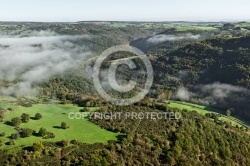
left=0, top=0, right=249, bottom=22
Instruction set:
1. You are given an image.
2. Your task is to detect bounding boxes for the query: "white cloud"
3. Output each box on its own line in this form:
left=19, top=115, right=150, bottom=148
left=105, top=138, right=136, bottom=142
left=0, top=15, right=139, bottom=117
left=147, top=34, right=200, bottom=44
left=0, top=31, right=91, bottom=97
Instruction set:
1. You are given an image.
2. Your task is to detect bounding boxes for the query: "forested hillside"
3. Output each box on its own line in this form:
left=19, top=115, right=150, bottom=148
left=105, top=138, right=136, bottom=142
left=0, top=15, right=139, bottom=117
left=150, top=35, right=250, bottom=120
left=0, top=105, right=249, bottom=165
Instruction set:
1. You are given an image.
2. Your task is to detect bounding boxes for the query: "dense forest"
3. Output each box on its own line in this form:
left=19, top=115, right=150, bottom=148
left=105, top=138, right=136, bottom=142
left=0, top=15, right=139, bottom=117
left=150, top=35, right=250, bottom=120
left=0, top=105, right=249, bottom=165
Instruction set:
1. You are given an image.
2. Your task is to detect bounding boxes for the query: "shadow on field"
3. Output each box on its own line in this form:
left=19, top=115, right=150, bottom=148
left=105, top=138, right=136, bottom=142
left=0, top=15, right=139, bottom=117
left=53, top=126, right=61, bottom=129
left=23, top=146, right=33, bottom=151
left=4, top=121, right=13, bottom=126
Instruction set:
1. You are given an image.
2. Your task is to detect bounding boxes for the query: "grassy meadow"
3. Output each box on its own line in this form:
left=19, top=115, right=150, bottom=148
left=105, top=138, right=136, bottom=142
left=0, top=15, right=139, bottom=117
left=167, top=100, right=249, bottom=128
left=0, top=97, right=119, bottom=150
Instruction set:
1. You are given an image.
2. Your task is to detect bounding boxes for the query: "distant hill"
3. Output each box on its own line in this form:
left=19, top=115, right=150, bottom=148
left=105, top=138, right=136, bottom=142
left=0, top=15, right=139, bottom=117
left=150, top=35, right=250, bottom=120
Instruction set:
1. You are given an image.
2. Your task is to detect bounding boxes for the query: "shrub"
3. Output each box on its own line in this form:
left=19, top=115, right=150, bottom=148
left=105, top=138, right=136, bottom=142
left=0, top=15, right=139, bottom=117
left=32, top=141, right=44, bottom=152
left=38, top=128, right=47, bottom=137
left=11, top=133, right=20, bottom=140
left=21, top=113, right=30, bottom=123
left=61, top=122, right=69, bottom=129
left=20, top=128, right=34, bottom=138
left=43, top=132, right=55, bottom=139
left=0, top=132, right=6, bottom=137
left=70, top=139, right=78, bottom=145
left=8, top=139, right=16, bottom=145
left=81, top=108, right=90, bottom=112
left=57, top=140, right=69, bottom=147
left=35, top=113, right=42, bottom=120
left=11, top=117, right=22, bottom=127
left=7, top=108, right=13, bottom=111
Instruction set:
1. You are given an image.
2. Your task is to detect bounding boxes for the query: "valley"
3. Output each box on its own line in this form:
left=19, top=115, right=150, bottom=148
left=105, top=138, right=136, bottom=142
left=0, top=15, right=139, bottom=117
left=0, top=21, right=250, bottom=165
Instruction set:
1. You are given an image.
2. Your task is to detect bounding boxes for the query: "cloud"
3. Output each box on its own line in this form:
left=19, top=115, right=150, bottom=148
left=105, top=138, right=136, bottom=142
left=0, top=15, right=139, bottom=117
left=0, top=35, right=88, bottom=46
left=174, top=82, right=250, bottom=105
left=147, top=34, right=200, bottom=44
left=0, top=31, right=91, bottom=97
left=175, top=86, right=192, bottom=101
left=195, top=82, right=250, bottom=104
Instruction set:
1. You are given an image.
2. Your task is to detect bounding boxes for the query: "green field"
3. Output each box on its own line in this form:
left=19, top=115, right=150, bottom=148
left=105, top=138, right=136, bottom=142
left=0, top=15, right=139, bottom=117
left=0, top=97, right=119, bottom=149
left=168, top=101, right=216, bottom=115
left=167, top=100, right=249, bottom=128
left=236, top=22, right=250, bottom=28
left=176, top=26, right=217, bottom=31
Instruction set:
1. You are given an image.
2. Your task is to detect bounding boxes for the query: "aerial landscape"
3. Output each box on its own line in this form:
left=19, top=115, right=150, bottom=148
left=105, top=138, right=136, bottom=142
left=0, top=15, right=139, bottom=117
left=0, top=0, right=250, bottom=165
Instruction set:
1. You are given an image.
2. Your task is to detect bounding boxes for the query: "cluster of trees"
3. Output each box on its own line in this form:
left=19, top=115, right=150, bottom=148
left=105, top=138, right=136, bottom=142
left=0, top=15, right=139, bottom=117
left=205, top=113, right=221, bottom=121
left=7, top=128, right=34, bottom=145
left=10, top=113, right=42, bottom=127
left=17, top=98, right=38, bottom=107
left=38, top=127, right=55, bottom=139
left=0, top=113, right=44, bottom=146
left=6, top=127, right=56, bottom=146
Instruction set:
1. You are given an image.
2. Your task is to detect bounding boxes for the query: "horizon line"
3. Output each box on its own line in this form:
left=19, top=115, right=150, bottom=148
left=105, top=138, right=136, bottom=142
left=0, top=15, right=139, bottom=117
left=0, top=20, right=249, bottom=23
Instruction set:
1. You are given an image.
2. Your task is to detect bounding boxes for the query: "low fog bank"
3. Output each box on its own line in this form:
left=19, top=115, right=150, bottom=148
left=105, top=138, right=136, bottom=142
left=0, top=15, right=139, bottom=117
left=175, top=82, right=250, bottom=108
left=130, top=33, right=201, bottom=53
left=147, top=34, right=201, bottom=44
left=0, top=31, right=91, bottom=97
